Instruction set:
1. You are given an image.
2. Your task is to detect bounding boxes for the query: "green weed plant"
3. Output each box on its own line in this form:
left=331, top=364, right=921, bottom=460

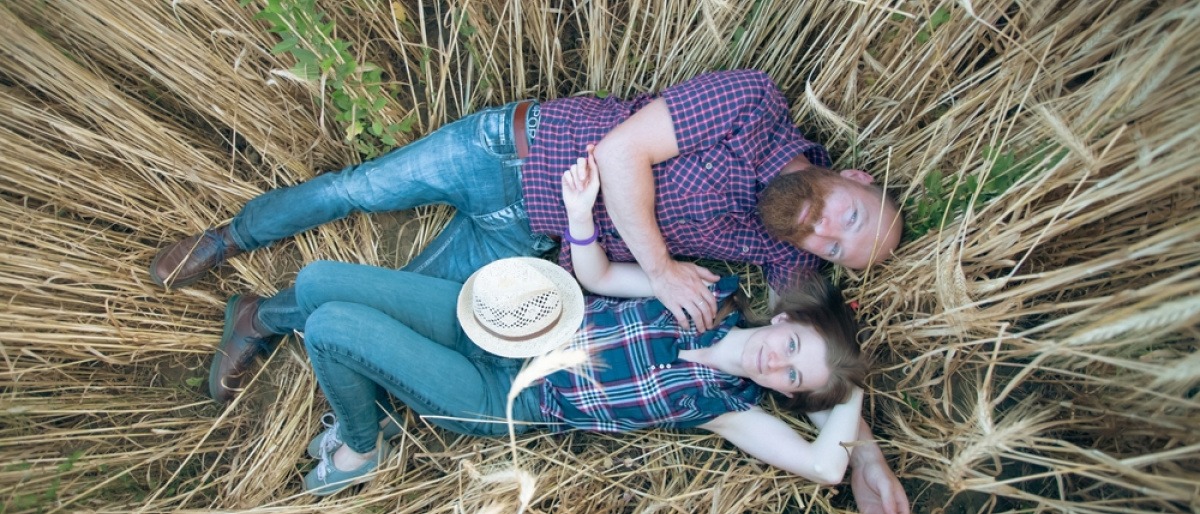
left=907, top=143, right=1068, bottom=238
left=246, top=0, right=415, bottom=157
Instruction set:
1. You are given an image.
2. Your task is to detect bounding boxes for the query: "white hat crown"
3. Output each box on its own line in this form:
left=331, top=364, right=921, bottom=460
left=471, top=261, right=562, bottom=338
left=457, top=257, right=585, bottom=358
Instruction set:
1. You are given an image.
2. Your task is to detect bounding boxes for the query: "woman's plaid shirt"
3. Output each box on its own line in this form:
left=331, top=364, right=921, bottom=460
left=522, top=70, right=832, bottom=292
left=539, top=276, right=763, bottom=432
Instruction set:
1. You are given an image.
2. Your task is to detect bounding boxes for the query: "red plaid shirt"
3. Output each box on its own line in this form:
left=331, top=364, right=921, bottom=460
left=521, top=70, right=832, bottom=291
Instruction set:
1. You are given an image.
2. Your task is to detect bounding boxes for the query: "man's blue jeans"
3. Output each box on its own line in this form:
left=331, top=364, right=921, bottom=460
left=295, top=260, right=547, bottom=453
left=235, top=102, right=554, bottom=331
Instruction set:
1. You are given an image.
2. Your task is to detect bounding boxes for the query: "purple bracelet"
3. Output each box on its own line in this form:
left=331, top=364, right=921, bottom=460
left=563, top=227, right=598, bottom=246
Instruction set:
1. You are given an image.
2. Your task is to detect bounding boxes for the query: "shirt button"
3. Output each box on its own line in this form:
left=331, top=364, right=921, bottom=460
left=666, top=364, right=672, bottom=369
left=705, top=162, right=713, bottom=170
left=741, top=246, right=749, bottom=253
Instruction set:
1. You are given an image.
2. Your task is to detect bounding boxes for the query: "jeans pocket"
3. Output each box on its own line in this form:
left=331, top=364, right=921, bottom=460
left=474, top=105, right=519, bottom=158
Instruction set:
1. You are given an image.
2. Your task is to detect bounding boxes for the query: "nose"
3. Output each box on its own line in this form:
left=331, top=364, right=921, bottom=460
left=812, top=217, right=834, bottom=237
left=766, top=351, right=784, bottom=370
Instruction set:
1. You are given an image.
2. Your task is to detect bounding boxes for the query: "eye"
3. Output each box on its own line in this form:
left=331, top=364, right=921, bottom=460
left=788, top=368, right=798, bottom=385
left=788, top=337, right=797, bottom=354
left=829, top=243, right=841, bottom=258
left=849, top=209, right=858, bottom=226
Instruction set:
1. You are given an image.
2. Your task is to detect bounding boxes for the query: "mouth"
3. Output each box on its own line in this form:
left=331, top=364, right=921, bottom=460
left=797, top=203, right=811, bottom=226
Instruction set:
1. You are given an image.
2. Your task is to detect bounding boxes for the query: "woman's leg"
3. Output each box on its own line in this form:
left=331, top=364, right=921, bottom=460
left=303, top=301, right=543, bottom=454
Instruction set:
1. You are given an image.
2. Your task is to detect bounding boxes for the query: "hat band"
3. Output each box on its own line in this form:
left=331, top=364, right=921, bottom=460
left=473, top=309, right=564, bottom=343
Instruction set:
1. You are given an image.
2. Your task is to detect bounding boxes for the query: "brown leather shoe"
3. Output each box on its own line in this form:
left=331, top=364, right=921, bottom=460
left=207, top=294, right=276, bottom=403
left=149, top=225, right=243, bottom=288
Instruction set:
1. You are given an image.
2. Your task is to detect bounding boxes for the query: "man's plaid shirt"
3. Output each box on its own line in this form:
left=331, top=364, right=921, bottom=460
left=522, top=70, right=832, bottom=291
left=538, top=276, right=763, bottom=432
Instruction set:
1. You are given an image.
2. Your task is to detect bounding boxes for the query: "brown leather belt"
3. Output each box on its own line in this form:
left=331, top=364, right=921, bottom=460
left=513, top=100, right=533, bottom=158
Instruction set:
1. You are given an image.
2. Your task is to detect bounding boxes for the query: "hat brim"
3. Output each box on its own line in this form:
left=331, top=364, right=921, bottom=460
left=457, top=257, right=585, bottom=358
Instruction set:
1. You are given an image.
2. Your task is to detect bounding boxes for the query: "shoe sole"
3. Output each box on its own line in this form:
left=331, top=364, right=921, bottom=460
left=207, top=294, right=244, bottom=402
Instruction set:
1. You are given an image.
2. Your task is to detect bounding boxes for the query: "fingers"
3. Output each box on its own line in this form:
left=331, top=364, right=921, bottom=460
left=666, top=302, right=689, bottom=330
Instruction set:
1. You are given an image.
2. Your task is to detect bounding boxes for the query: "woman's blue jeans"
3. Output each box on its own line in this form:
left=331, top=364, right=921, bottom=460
left=294, top=260, right=546, bottom=453
left=235, top=102, right=555, bottom=331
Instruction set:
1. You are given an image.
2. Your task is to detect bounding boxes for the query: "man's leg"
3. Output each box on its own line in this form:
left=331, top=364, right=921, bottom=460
left=151, top=103, right=536, bottom=288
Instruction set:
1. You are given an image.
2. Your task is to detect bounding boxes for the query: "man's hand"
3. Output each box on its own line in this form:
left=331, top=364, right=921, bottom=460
left=648, top=260, right=720, bottom=332
left=850, top=456, right=910, bottom=514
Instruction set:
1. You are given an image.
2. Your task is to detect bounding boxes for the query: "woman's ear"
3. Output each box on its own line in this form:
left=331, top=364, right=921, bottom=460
left=770, top=313, right=789, bottom=325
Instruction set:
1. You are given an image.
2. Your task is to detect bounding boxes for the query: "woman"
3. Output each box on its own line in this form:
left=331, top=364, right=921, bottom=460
left=204, top=152, right=908, bottom=514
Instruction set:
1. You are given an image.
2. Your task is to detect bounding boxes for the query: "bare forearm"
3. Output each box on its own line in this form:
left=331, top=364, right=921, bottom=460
left=592, top=98, right=679, bottom=275
left=805, top=392, right=863, bottom=481
left=593, top=144, right=671, bottom=274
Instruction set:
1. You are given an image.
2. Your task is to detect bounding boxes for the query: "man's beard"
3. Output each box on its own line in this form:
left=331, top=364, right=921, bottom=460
left=759, top=168, right=835, bottom=245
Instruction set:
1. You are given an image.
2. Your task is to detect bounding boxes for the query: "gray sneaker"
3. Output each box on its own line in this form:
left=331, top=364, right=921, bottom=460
left=307, top=411, right=402, bottom=459
left=303, top=437, right=390, bottom=496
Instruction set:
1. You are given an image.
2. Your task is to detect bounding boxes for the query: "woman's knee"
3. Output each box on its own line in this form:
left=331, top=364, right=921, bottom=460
left=302, top=301, right=367, bottom=355
left=295, top=260, right=342, bottom=293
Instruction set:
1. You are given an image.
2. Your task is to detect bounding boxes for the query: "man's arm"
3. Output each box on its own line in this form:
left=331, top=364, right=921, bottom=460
left=592, top=98, right=720, bottom=331
left=562, top=148, right=655, bottom=297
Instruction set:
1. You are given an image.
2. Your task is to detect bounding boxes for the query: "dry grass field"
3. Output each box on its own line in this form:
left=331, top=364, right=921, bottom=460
left=1, top=0, right=1197, bottom=512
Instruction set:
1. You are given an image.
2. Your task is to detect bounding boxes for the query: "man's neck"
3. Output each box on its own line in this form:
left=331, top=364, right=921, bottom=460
left=780, top=154, right=815, bottom=175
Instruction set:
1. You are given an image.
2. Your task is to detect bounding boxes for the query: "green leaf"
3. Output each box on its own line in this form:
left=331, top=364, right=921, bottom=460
left=596, top=89, right=610, bottom=99
left=890, top=12, right=907, bottom=22
left=381, top=134, right=397, bottom=146
left=924, top=170, right=944, bottom=196
left=346, top=120, right=363, bottom=141
left=332, top=91, right=352, bottom=110
left=916, top=29, right=930, bottom=44
left=270, top=36, right=298, bottom=54
left=370, top=120, right=383, bottom=136
left=398, top=111, right=418, bottom=132
left=289, top=61, right=319, bottom=81
left=371, top=96, right=387, bottom=111
left=930, top=6, right=951, bottom=31
left=57, top=450, right=84, bottom=472
left=185, top=376, right=204, bottom=387
left=731, top=26, right=746, bottom=46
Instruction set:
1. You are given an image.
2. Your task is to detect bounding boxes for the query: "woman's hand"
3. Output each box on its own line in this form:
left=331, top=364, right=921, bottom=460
left=562, top=145, right=601, bottom=223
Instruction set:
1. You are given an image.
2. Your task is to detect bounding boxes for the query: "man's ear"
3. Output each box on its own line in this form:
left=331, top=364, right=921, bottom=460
left=770, top=313, right=789, bottom=325
left=840, top=169, right=875, bottom=185
left=780, top=391, right=794, bottom=399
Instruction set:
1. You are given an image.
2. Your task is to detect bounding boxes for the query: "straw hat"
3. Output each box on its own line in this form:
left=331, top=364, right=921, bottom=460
left=457, top=257, right=584, bottom=358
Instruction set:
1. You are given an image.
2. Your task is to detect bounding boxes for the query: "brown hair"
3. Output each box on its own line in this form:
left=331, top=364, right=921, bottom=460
left=716, top=273, right=869, bottom=412
left=758, top=167, right=838, bottom=244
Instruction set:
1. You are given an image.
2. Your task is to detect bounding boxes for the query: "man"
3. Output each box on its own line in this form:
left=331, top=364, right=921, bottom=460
left=153, top=69, right=908, bottom=514
left=152, top=70, right=901, bottom=331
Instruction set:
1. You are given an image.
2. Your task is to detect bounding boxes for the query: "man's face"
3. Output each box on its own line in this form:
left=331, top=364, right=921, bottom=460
left=760, top=168, right=902, bottom=270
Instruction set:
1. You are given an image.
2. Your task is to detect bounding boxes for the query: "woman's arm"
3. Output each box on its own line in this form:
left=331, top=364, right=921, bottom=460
left=699, top=387, right=864, bottom=485
left=561, top=146, right=657, bottom=296
left=561, top=147, right=655, bottom=297
left=806, top=412, right=910, bottom=514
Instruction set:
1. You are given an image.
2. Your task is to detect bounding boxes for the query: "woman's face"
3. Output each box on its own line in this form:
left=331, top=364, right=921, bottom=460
left=739, top=316, right=831, bottom=397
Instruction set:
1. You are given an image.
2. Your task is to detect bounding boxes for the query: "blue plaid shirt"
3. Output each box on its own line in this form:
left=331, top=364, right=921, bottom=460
left=538, top=276, right=763, bottom=432
left=522, top=70, right=832, bottom=291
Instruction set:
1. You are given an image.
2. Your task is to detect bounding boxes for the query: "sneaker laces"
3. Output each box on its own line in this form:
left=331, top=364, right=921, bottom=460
left=314, top=456, right=333, bottom=482
left=318, top=412, right=343, bottom=460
